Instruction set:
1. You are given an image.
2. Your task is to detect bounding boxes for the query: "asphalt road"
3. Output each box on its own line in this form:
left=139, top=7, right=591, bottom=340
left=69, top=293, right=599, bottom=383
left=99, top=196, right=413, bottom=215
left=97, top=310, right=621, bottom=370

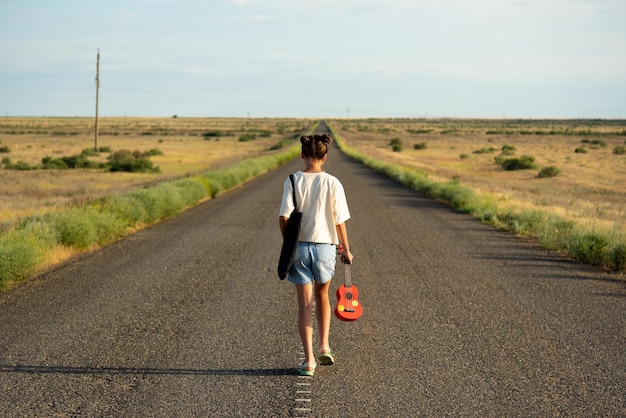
left=1, top=127, right=625, bottom=417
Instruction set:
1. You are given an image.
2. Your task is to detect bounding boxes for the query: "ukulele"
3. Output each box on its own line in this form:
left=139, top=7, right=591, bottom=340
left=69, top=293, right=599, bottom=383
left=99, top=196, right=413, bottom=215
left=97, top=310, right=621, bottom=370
left=335, top=260, right=363, bottom=322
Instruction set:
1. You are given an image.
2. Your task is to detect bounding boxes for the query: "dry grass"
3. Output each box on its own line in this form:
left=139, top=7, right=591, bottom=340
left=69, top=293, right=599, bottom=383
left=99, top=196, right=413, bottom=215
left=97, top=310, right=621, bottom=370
left=3, top=116, right=624, bottom=235
left=330, top=118, right=626, bottom=232
left=0, top=117, right=309, bottom=223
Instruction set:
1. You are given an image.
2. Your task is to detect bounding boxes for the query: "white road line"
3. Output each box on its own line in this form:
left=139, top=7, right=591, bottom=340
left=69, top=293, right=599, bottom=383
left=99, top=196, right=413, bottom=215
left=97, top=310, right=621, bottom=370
left=294, top=342, right=313, bottom=416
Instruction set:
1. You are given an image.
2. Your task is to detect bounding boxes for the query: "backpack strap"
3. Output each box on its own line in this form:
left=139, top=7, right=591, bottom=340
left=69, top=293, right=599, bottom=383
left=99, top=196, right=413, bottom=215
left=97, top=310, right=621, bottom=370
left=289, top=174, right=297, bottom=210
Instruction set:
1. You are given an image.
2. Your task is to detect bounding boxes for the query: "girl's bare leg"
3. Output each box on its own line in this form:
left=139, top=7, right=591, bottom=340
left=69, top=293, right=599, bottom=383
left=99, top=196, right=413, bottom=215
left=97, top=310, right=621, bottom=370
left=296, top=284, right=316, bottom=368
left=314, top=281, right=332, bottom=353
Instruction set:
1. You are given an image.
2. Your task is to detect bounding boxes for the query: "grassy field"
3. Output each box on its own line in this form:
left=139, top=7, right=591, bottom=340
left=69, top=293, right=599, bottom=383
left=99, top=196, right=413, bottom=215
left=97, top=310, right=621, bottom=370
left=0, top=117, right=310, bottom=223
left=1, top=117, right=625, bottom=284
left=0, top=117, right=314, bottom=286
left=329, top=118, right=626, bottom=231
left=328, top=118, right=626, bottom=273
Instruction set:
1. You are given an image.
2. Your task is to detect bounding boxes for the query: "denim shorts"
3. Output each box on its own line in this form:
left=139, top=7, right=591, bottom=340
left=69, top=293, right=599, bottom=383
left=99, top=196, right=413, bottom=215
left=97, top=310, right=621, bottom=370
left=288, top=242, right=337, bottom=285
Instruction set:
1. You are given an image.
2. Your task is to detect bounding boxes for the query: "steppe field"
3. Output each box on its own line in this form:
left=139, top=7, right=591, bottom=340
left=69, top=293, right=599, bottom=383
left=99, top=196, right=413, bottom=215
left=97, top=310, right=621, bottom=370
left=330, top=118, right=626, bottom=235
left=0, top=118, right=626, bottom=275
left=0, top=117, right=310, bottom=223
left=1, top=116, right=625, bottom=250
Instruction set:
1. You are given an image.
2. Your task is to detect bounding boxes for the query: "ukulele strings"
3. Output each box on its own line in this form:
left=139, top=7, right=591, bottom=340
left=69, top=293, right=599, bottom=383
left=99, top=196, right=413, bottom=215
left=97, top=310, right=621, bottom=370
left=345, top=263, right=353, bottom=311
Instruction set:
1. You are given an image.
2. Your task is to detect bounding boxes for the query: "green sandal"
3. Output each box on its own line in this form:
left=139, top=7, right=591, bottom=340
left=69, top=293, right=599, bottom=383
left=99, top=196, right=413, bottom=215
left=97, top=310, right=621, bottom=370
left=319, top=350, right=336, bottom=366
left=298, top=362, right=316, bottom=376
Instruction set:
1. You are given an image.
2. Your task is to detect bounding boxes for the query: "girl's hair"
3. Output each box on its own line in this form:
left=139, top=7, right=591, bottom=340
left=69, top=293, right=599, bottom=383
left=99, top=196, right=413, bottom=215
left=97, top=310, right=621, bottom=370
left=300, top=134, right=333, bottom=160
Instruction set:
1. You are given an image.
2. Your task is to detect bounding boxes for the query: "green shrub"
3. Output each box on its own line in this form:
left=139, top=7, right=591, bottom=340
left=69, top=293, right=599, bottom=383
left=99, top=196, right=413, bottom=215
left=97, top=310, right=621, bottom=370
left=500, top=208, right=547, bottom=236
left=501, top=144, right=516, bottom=155
left=473, top=147, right=497, bottom=154
left=51, top=207, right=125, bottom=249
left=81, top=148, right=98, bottom=157
left=609, top=243, right=626, bottom=271
left=389, top=138, right=403, bottom=152
left=103, top=178, right=206, bottom=226
left=65, top=154, right=97, bottom=169
left=498, top=155, right=537, bottom=170
left=537, top=165, right=560, bottom=178
left=413, top=142, right=427, bottom=150
left=202, top=146, right=300, bottom=198
left=126, top=189, right=167, bottom=223
left=144, top=148, right=163, bottom=156
left=102, top=195, right=148, bottom=226
left=12, top=160, right=34, bottom=170
left=569, top=230, right=610, bottom=266
left=269, top=139, right=294, bottom=150
left=575, top=147, right=588, bottom=154
left=171, top=178, right=208, bottom=205
left=430, top=180, right=476, bottom=213
left=238, top=133, right=256, bottom=142
left=202, top=130, right=222, bottom=139
left=0, top=224, right=51, bottom=285
left=590, top=139, right=607, bottom=148
left=613, top=146, right=626, bottom=155
left=41, top=156, right=69, bottom=169
left=148, top=184, right=186, bottom=218
left=0, top=145, right=10, bottom=153
left=407, top=128, right=433, bottom=134
left=141, top=181, right=207, bottom=219
left=107, top=149, right=160, bottom=173
left=538, top=218, right=575, bottom=250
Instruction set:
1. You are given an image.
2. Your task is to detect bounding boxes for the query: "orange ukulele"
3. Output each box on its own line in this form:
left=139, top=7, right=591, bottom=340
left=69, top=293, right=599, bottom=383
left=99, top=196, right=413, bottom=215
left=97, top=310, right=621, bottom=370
left=335, top=260, right=363, bottom=322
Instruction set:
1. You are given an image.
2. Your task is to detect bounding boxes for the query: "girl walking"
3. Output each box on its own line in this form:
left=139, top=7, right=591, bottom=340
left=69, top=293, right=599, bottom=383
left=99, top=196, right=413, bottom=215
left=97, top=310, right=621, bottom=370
left=279, top=133, right=353, bottom=376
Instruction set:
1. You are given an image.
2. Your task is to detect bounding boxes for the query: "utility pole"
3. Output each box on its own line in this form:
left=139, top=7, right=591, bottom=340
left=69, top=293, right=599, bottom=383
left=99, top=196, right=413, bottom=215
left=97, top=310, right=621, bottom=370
left=94, top=49, right=100, bottom=152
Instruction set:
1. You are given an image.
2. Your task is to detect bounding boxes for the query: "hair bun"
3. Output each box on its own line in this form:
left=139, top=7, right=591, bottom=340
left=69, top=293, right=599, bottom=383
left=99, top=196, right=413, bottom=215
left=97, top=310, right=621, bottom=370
left=301, top=134, right=333, bottom=145
left=316, top=133, right=333, bottom=145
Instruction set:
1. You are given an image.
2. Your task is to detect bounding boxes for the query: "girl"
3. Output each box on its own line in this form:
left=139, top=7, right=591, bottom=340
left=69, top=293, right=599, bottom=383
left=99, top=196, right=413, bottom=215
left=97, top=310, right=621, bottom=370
left=279, top=133, right=353, bottom=376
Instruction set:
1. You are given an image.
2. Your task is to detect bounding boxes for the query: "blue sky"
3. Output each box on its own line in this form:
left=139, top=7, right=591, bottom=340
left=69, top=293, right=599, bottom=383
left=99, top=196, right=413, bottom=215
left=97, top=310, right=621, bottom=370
left=1, top=0, right=624, bottom=118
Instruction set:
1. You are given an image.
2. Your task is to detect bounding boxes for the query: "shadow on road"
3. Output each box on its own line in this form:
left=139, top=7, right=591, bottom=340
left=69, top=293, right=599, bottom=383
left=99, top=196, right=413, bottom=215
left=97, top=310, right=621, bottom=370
left=0, top=364, right=296, bottom=376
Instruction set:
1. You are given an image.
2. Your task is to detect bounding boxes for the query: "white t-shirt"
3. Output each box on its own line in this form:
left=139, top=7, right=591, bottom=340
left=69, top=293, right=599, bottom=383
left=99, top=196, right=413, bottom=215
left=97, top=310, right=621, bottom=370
left=279, top=171, right=350, bottom=245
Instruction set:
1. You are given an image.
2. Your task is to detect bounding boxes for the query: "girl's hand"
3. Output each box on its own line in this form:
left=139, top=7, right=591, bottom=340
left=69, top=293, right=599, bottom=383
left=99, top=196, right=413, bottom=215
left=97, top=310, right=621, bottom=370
left=338, top=244, right=353, bottom=265
left=342, top=250, right=353, bottom=265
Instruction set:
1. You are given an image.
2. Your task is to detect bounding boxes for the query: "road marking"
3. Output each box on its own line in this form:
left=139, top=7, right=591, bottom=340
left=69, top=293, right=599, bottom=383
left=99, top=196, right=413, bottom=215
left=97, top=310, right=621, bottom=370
left=293, top=347, right=313, bottom=416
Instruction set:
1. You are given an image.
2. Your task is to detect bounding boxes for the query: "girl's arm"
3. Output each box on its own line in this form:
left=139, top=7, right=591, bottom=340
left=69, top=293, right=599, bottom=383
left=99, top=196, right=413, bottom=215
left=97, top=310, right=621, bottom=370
left=336, top=223, right=353, bottom=264
left=279, top=216, right=289, bottom=240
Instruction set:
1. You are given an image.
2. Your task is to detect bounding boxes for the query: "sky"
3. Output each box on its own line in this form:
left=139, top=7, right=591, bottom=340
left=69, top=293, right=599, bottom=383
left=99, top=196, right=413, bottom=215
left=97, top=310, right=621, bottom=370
left=0, top=0, right=625, bottom=119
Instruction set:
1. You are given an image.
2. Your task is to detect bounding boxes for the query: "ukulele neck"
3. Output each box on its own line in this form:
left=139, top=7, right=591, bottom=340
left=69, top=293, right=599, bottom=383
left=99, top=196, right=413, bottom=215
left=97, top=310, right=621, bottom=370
left=344, top=263, right=352, bottom=288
